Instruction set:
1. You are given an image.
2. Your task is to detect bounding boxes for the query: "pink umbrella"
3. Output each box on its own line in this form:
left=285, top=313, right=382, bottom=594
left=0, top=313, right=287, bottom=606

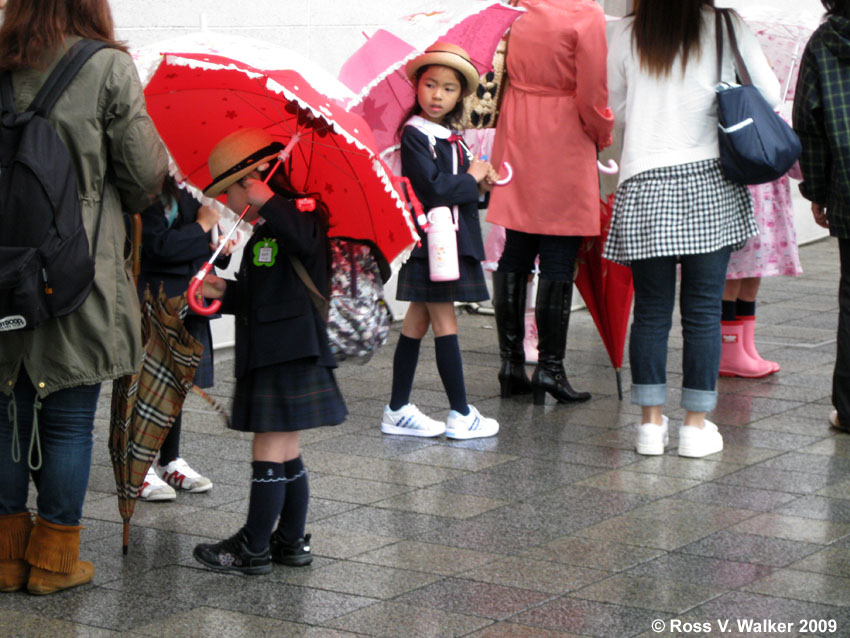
left=738, top=6, right=821, bottom=104
left=339, top=1, right=525, bottom=153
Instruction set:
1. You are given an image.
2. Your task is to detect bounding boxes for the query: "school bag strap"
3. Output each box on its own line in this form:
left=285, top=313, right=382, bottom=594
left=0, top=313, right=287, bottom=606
left=0, top=39, right=110, bottom=253
left=288, top=254, right=330, bottom=322
left=715, top=9, right=751, bottom=86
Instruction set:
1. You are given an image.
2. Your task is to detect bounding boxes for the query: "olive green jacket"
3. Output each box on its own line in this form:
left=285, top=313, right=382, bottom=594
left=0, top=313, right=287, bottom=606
left=0, top=38, right=167, bottom=397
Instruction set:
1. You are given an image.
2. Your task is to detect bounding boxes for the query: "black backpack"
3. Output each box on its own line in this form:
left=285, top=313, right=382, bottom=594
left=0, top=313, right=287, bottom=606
left=0, top=39, right=108, bottom=332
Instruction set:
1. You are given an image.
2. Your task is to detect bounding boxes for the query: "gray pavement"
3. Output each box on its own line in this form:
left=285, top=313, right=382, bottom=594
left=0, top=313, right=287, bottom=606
left=2, top=237, right=849, bottom=638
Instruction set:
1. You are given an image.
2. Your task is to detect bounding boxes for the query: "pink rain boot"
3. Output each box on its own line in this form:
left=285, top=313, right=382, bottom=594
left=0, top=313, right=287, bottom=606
left=719, top=321, right=775, bottom=378
left=738, top=315, right=779, bottom=374
left=523, top=309, right=538, bottom=364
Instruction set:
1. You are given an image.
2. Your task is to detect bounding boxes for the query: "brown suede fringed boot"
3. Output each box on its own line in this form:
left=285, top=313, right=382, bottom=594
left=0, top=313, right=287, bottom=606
left=0, top=512, right=33, bottom=592
left=25, top=516, right=93, bottom=595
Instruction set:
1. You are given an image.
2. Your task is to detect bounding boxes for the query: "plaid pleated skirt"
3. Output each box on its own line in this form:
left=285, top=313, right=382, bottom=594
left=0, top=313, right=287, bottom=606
left=230, top=359, right=347, bottom=433
left=184, top=316, right=214, bottom=388
left=396, top=256, right=489, bottom=303
left=602, top=159, right=757, bottom=265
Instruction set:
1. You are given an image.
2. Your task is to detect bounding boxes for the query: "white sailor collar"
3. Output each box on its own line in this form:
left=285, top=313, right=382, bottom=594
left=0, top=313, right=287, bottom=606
left=405, top=115, right=454, bottom=140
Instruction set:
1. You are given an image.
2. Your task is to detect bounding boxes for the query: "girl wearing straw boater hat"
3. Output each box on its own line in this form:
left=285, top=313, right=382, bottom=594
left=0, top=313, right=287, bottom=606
left=379, top=42, right=501, bottom=440
left=192, top=127, right=347, bottom=575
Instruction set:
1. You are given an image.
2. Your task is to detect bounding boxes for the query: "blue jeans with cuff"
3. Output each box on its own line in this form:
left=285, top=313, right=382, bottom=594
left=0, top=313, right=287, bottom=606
left=0, top=370, right=100, bottom=526
left=629, top=248, right=731, bottom=413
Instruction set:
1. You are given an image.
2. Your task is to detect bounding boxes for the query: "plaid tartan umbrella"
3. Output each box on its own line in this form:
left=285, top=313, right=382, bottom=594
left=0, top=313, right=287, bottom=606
left=109, top=286, right=203, bottom=554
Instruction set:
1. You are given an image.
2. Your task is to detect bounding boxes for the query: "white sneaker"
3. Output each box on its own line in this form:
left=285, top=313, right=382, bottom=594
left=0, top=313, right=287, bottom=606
left=155, top=457, right=213, bottom=493
left=678, top=419, right=723, bottom=458
left=829, top=409, right=841, bottom=429
left=446, top=405, right=499, bottom=440
left=140, top=466, right=176, bottom=501
left=635, top=415, right=669, bottom=455
left=381, top=404, right=445, bottom=437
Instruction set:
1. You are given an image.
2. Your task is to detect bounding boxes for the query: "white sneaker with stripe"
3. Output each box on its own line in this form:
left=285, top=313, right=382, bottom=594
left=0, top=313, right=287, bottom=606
left=381, top=403, right=445, bottom=437
left=446, top=405, right=499, bottom=440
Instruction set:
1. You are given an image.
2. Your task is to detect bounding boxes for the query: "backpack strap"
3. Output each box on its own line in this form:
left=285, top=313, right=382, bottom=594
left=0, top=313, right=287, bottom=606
left=288, top=255, right=330, bottom=322
left=29, top=39, right=108, bottom=116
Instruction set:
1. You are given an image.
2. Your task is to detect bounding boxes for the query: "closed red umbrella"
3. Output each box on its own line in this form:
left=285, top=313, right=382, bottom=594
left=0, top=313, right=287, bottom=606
left=574, top=194, right=634, bottom=399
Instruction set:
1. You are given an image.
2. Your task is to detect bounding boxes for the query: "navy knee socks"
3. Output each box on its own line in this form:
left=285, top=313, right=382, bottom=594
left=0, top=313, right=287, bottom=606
left=276, top=456, right=309, bottom=541
left=243, top=461, right=287, bottom=552
left=389, top=334, right=421, bottom=410
left=435, top=334, right=468, bottom=415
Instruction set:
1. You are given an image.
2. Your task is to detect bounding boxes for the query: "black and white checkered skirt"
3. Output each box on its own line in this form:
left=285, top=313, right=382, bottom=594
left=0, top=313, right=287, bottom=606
left=396, top=256, right=489, bottom=303
left=230, top=359, right=347, bottom=433
left=602, top=159, right=757, bottom=265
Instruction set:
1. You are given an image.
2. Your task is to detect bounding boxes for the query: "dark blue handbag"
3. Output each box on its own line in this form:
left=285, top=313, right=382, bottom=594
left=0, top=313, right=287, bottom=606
left=715, top=10, right=801, bottom=185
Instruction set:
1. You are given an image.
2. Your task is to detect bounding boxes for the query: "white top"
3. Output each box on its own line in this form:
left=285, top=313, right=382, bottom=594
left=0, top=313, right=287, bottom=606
left=607, top=8, right=781, bottom=184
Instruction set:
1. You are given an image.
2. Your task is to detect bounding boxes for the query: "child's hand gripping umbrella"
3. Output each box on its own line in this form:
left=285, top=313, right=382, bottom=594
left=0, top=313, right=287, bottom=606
left=186, top=134, right=314, bottom=315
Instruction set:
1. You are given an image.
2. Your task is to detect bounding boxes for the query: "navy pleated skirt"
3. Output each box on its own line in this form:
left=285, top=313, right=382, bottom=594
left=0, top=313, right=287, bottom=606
left=396, top=256, right=489, bottom=303
left=229, top=359, right=347, bottom=433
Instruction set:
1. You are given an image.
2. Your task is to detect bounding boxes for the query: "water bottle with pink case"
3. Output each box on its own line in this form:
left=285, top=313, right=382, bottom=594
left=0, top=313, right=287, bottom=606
left=425, top=206, right=459, bottom=282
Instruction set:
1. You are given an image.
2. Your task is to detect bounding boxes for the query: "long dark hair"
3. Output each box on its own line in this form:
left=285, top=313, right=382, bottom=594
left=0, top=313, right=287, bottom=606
left=395, top=64, right=468, bottom=142
left=823, top=0, right=850, bottom=18
left=0, top=0, right=127, bottom=71
left=631, top=0, right=714, bottom=77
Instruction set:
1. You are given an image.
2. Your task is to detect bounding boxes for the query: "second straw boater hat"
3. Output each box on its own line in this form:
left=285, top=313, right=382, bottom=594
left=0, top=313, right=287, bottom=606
left=405, top=42, right=480, bottom=97
left=204, top=128, right=284, bottom=198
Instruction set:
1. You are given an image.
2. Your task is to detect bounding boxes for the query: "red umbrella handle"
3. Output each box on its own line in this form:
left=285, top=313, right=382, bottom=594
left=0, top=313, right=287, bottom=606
left=188, top=262, right=219, bottom=316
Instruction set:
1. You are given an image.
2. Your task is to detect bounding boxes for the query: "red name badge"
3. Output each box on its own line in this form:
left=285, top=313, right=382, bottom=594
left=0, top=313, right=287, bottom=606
left=296, top=198, right=316, bottom=212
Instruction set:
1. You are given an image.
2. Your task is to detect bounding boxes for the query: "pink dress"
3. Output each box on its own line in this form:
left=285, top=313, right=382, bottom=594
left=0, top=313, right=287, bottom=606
left=726, top=174, right=803, bottom=279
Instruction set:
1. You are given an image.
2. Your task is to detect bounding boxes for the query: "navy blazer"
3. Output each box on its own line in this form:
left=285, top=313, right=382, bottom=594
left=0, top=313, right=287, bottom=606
left=137, top=188, right=230, bottom=304
left=401, top=125, right=487, bottom=261
left=219, top=195, right=335, bottom=379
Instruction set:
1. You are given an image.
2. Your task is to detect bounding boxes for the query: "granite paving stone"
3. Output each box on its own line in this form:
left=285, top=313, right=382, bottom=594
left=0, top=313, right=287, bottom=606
left=522, top=537, right=665, bottom=572
left=512, top=596, right=665, bottom=637
left=395, top=577, right=553, bottom=620
left=570, top=573, right=723, bottom=615
left=628, top=553, right=774, bottom=589
left=676, top=530, right=824, bottom=567
left=325, top=601, right=492, bottom=637
left=351, top=540, right=501, bottom=576
left=787, top=546, right=850, bottom=578
left=460, top=556, right=608, bottom=595
left=728, top=513, right=850, bottom=545
left=743, top=569, right=850, bottom=607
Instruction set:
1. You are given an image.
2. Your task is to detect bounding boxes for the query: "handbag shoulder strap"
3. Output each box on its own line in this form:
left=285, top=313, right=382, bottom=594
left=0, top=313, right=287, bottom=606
left=288, top=254, right=330, bottom=322
left=716, top=9, right=752, bottom=86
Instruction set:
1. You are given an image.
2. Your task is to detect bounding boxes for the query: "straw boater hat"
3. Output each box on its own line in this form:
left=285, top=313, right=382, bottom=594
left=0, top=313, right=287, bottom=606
left=204, top=128, right=284, bottom=197
left=405, top=42, right=480, bottom=97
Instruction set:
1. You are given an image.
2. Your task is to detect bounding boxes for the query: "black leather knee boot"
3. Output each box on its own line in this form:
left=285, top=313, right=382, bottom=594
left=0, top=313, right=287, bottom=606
left=532, top=278, right=591, bottom=405
left=492, top=271, right=532, bottom=398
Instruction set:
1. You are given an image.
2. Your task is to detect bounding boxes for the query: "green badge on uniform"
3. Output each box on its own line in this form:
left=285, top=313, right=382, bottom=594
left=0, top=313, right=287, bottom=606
left=253, top=238, right=278, bottom=267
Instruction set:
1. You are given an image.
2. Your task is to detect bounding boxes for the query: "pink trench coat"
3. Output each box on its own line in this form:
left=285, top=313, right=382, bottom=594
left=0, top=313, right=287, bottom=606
left=487, top=0, right=613, bottom=237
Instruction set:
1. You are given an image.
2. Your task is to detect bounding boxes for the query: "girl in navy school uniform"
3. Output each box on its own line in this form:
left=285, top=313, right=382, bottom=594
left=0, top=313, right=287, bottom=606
left=192, top=128, right=346, bottom=574
left=381, top=42, right=500, bottom=440
left=136, top=175, right=232, bottom=501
